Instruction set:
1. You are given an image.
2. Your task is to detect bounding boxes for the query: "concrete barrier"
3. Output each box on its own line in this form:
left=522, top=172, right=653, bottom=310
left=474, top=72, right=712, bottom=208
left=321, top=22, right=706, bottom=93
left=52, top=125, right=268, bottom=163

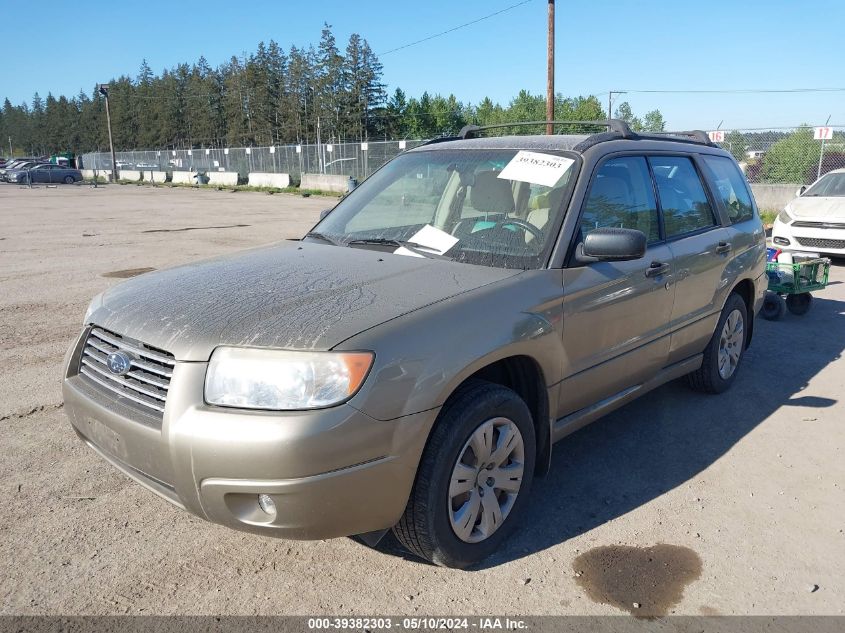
left=301, top=173, right=349, bottom=193
left=120, top=170, right=143, bottom=182
left=248, top=172, right=291, bottom=188
left=144, top=170, right=169, bottom=184
left=171, top=171, right=195, bottom=185
left=207, top=171, right=240, bottom=187
left=750, top=183, right=801, bottom=211
left=81, top=169, right=112, bottom=181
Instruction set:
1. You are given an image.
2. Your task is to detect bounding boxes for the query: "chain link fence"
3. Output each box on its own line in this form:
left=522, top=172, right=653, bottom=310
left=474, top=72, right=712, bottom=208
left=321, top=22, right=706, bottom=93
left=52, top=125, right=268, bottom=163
left=712, top=125, right=845, bottom=185
left=79, top=140, right=429, bottom=183
left=79, top=126, right=845, bottom=187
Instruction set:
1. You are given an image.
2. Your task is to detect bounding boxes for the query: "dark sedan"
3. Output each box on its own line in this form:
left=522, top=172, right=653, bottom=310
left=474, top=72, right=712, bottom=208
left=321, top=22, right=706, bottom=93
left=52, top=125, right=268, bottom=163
left=6, top=163, right=82, bottom=184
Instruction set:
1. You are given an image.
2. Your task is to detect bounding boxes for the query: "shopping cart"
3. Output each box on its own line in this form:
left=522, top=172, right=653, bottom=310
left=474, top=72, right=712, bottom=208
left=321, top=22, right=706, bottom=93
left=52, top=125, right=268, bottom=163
left=762, top=247, right=831, bottom=320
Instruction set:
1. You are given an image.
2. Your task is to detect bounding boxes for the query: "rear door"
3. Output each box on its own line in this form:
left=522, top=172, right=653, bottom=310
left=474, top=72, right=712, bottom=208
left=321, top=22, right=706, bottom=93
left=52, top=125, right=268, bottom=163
left=649, top=155, right=732, bottom=364
left=559, top=155, right=676, bottom=417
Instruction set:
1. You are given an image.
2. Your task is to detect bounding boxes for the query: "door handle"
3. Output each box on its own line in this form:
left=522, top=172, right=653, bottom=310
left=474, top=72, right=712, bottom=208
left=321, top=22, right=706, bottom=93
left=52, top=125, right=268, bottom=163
left=644, top=261, right=670, bottom=278
left=716, top=241, right=732, bottom=255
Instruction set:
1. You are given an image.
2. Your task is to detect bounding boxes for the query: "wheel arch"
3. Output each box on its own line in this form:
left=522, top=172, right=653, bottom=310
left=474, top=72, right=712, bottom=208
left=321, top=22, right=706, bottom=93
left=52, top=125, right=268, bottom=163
left=444, top=355, right=551, bottom=476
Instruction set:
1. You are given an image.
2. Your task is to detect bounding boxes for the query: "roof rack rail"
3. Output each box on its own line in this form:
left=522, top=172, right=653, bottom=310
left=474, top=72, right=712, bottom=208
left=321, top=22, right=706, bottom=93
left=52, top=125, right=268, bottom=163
left=458, top=119, right=635, bottom=140
left=647, top=130, right=716, bottom=147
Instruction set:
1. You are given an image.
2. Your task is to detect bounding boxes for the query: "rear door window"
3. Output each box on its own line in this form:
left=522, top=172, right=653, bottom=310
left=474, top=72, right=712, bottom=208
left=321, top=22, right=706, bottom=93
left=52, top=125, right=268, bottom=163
left=649, top=156, right=717, bottom=238
left=701, top=155, right=755, bottom=223
left=580, top=156, right=660, bottom=244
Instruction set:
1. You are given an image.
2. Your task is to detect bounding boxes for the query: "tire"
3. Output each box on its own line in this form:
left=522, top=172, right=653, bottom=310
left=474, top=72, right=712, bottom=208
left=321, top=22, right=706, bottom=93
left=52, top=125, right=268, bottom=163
left=761, top=291, right=786, bottom=321
left=786, top=292, right=813, bottom=316
left=687, top=292, right=748, bottom=394
left=392, top=380, right=536, bottom=569
left=64, top=175, right=75, bottom=184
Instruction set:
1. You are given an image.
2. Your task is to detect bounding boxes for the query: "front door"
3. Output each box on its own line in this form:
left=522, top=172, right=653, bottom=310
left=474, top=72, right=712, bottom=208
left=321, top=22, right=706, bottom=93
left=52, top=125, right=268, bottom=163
left=559, top=155, right=676, bottom=417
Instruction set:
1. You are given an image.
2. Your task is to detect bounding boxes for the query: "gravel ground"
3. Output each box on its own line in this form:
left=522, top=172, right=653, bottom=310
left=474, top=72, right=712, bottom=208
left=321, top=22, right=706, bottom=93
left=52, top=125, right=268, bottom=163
left=0, top=184, right=843, bottom=616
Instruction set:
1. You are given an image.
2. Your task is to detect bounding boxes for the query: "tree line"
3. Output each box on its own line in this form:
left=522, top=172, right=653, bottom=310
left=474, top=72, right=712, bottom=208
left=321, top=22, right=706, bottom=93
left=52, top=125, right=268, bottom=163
left=0, top=24, right=666, bottom=156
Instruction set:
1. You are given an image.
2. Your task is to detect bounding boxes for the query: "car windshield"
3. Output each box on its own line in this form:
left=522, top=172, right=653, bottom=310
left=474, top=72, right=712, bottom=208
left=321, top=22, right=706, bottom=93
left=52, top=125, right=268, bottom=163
left=804, top=172, right=845, bottom=197
left=309, top=148, right=578, bottom=269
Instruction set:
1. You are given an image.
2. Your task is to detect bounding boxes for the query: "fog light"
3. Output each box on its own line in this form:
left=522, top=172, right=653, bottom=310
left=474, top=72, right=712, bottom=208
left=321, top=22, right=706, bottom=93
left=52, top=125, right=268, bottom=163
left=258, top=494, right=276, bottom=516
left=773, top=236, right=791, bottom=246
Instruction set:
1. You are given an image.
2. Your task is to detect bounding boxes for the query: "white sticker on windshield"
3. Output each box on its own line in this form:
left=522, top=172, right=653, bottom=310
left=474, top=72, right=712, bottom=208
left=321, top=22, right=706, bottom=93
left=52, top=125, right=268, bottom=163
left=394, top=225, right=459, bottom=258
left=497, top=151, right=574, bottom=187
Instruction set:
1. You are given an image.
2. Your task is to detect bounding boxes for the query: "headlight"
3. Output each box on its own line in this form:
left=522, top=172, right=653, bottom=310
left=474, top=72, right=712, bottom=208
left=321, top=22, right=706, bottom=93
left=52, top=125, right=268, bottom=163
left=84, top=293, right=104, bottom=324
left=777, top=207, right=793, bottom=224
left=205, top=347, right=374, bottom=410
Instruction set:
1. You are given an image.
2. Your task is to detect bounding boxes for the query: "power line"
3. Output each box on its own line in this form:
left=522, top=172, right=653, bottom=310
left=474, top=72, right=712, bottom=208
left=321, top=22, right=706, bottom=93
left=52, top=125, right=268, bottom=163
left=378, top=0, right=537, bottom=56
left=615, top=87, right=845, bottom=95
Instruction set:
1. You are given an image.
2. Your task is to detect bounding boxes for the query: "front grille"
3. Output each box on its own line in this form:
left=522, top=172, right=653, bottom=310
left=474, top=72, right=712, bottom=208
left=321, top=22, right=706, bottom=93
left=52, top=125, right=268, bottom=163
left=795, top=237, right=845, bottom=250
left=793, top=221, right=845, bottom=229
left=78, top=327, right=174, bottom=418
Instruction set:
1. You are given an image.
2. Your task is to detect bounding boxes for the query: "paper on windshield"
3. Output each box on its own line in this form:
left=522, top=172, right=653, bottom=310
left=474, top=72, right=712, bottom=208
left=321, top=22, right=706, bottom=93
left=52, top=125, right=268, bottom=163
left=394, top=224, right=459, bottom=258
left=497, top=151, right=574, bottom=187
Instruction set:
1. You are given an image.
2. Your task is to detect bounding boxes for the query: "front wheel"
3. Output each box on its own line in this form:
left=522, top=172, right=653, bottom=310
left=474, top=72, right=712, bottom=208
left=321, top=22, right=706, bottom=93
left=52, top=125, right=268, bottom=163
left=392, top=381, right=536, bottom=569
left=687, top=292, right=748, bottom=394
left=761, top=291, right=786, bottom=321
left=64, top=175, right=75, bottom=184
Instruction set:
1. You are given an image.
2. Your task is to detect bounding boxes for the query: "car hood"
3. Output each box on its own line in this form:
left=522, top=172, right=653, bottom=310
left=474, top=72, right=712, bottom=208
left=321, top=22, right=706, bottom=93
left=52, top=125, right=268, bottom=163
left=788, top=196, right=845, bottom=219
left=90, top=241, right=522, bottom=361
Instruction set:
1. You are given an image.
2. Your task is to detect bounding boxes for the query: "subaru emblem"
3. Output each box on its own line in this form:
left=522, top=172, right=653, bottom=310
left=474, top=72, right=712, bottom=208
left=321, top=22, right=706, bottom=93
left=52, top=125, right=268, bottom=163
left=106, top=351, right=133, bottom=376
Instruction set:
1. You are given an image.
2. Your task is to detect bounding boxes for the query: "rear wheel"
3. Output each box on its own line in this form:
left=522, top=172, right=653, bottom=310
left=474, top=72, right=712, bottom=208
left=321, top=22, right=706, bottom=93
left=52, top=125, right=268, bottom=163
left=687, top=292, right=748, bottom=394
left=393, top=380, right=535, bottom=569
left=63, top=175, right=75, bottom=184
left=786, top=292, right=813, bottom=316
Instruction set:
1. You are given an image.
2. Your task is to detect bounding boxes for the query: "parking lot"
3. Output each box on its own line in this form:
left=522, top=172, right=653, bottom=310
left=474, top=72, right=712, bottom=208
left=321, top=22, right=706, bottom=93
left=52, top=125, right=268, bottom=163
left=0, top=184, right=843, bottom=616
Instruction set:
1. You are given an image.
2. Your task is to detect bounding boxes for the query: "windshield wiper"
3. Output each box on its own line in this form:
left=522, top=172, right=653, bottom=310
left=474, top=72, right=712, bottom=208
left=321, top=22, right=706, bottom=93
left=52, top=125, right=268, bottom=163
left=303, top=231, right=341, bottom=246
left=346, top=238, right=450, bottom=260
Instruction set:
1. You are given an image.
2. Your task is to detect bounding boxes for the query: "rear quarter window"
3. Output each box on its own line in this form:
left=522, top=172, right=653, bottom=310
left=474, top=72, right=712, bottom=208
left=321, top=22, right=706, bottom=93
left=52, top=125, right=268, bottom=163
left=701, top=155, right=755, bottom=224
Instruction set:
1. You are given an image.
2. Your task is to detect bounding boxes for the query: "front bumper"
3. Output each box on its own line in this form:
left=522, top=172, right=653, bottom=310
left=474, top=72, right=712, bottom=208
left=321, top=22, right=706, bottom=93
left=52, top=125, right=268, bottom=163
left=62, top=330, right=437, bottom=540
left=772, top=218, right=845, bottom=256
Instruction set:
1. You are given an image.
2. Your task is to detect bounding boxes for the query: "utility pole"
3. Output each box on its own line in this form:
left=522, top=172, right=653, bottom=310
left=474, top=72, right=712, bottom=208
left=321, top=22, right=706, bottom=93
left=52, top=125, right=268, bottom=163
left=99, top=84, right=118, bottom=182
left=546, top=0, right=555, bottom=135
left=8, top=136, right=12, bottom=157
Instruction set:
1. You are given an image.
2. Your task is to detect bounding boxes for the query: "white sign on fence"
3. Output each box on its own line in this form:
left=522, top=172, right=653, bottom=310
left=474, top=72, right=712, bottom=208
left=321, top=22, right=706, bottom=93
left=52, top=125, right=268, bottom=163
left=187, top=150, right=192, bottom=156
left=814, top=126, right=833, bottom=141
left=708, top=131, right=725, bottom=143
left=246, top=147, right=251, bottom=154
left=205, top=149, right=210, bottom=155
left=399, top=140, right=407, bottom=150
left=326, top=144, right=333, bottom=153
left=296, top=145, right=302, bottom=154
left=224, top=148, right=229, bottom=155
left=361, top=142, right=368, bottom=151
left=269, top=146, right=275, bottom=154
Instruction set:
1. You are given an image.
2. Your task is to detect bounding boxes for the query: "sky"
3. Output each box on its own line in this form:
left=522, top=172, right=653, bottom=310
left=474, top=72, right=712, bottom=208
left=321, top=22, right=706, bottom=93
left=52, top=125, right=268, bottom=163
left=0, top=0, right=842, bottom=131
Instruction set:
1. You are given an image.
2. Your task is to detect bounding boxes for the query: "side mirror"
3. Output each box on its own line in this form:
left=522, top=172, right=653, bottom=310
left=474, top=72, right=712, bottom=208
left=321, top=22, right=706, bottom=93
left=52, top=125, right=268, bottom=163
left=796, top=185, right=807, bottom=197
left=579, top=227, right=647, bottom=262
left=319, top=209, right=332, bottom=221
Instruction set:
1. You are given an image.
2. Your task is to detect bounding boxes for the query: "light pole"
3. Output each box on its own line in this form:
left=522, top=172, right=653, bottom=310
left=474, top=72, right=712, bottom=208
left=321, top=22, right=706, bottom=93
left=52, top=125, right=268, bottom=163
left=99, top=84, right=118, bottom=182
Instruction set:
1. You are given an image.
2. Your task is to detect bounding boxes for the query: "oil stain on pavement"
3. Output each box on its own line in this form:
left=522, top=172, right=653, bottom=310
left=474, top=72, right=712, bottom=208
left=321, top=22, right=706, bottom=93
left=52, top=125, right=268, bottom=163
left=573, top=544, right=702, bottom=617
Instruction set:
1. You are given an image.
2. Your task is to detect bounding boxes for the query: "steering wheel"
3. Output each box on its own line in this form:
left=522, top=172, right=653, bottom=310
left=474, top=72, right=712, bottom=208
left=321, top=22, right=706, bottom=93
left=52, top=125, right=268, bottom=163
left=493, top=218, right=544, bottom=241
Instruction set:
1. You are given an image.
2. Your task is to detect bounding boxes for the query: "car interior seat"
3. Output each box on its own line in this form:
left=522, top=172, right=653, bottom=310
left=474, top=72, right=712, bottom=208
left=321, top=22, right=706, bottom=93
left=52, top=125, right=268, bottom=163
left=451, top=170, right=515, bottom=237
